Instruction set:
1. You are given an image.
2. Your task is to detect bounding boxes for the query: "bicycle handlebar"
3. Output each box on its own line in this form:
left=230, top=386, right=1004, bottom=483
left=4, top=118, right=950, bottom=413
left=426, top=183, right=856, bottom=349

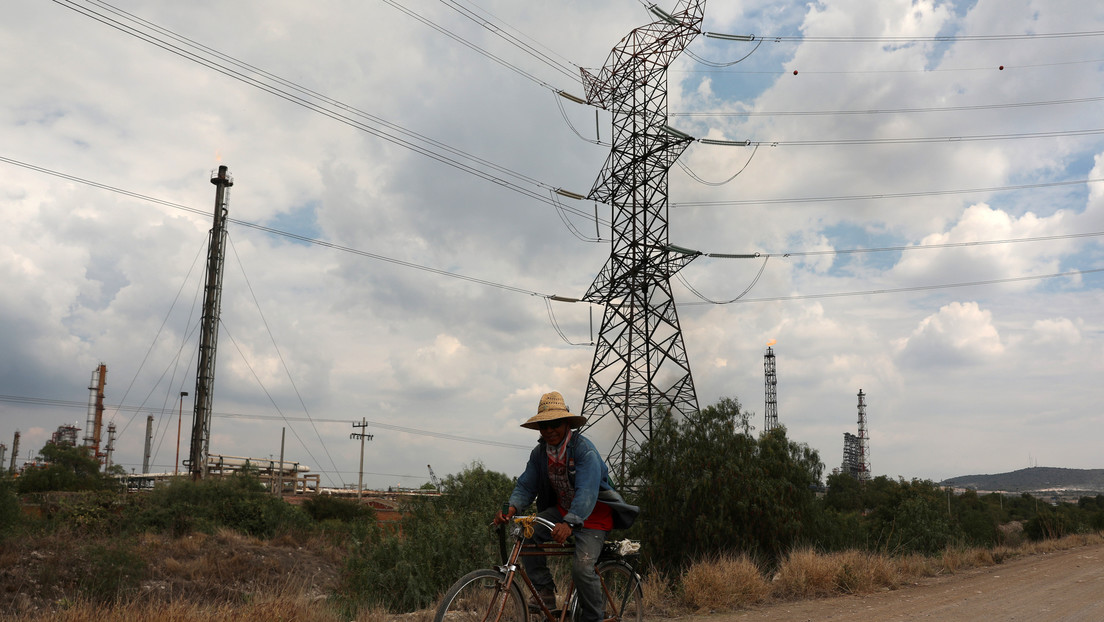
left=515, top=515, right=558, bottom=531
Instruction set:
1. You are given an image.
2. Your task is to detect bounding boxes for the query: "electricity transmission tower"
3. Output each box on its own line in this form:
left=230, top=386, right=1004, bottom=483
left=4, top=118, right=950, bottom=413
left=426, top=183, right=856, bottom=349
left=578, top=0, right=707, bottom=483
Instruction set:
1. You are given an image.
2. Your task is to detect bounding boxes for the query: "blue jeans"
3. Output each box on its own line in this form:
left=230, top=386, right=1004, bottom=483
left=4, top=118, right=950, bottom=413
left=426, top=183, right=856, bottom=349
left=522, top=507, right=608, bottom=622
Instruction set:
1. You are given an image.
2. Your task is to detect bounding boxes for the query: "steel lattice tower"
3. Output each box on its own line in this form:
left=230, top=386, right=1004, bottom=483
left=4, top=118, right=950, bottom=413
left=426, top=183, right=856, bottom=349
left=578, top=0, right=706, bottom=483
left=764, top=347, right=778, bottom=432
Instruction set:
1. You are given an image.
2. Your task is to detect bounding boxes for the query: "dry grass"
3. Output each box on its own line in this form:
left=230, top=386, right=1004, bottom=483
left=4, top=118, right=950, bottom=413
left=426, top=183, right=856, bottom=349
left=5, top=527, right=1102, bottom=620
left=671, top=531, right=1104, bottom=614
left=771, top=548, right=838, bottom=599
left=830, top=550, right=901, bottom=594
left=773, top=548, right=900, bottom=598
left=8, top=594, right=346, bottom=622
left=679, top=553, right=769, bottom=612
left=0, top=530, right=342, bottom=618
left=893, top=552, right=938, bottom=579
left=638, top=567, right=680, bottom=616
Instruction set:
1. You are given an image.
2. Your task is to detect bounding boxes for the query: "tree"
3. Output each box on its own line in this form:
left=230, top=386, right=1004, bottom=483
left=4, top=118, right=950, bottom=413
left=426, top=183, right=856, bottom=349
left=16, top=442, right=115, bottom=493
left=627, top=397, right=824, bottom=572
left=824, top=471, right=863, bottom=512
left=863, top=478, right=954, bottom=554
left=340, top=462, right=514, bottom=612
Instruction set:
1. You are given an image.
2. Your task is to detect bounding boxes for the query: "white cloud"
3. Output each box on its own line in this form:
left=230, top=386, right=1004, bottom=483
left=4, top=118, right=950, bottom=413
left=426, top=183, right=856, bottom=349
left=896, top=301, right=1005, bottom=367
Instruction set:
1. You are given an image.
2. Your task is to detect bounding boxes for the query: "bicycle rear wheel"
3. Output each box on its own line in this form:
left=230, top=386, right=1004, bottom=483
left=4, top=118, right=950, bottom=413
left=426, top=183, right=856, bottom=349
left=596, top=560, right=642, bottom=622
left=434, top=568, right=528, bottom=622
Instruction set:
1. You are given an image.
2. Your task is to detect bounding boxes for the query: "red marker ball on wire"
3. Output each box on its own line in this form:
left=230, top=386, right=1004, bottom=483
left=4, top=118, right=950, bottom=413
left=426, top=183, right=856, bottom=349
left=793, top=69, right=798, bottom=75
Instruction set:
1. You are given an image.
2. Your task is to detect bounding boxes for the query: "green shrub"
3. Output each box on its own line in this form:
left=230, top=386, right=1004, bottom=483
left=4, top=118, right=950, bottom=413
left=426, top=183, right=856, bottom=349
left=627, top=398, right=823, bottom=572
left=863, top=479, right=955, bottom=555
left=1025, top=506, right=1087, bottom=541
left=302, top=495, right=376, bottom=524
left=79, top=542, right=148, bottom=603
left=127, top=473, right=310, bottom=537
left=33, top=490, right=128, bottom=534
left=0, top=477, right=20, bottom=536
left=339, top=462, right=513, bottom=613
left=16, top=443, right=118, bottom=493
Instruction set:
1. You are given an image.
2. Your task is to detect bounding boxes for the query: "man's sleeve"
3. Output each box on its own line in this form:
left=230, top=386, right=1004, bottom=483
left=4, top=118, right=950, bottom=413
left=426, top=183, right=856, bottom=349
left=564, top=442, right=601, bottom=526
left=508, top=447, right=540, bottom=510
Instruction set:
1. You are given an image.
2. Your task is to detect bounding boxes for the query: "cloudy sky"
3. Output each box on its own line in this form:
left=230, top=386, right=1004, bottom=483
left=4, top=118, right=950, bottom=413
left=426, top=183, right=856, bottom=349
left=2, top=0, right=1102, bottom=490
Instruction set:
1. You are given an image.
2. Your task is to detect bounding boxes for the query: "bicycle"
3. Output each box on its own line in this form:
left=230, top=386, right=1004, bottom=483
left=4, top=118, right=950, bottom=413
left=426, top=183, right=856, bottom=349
left=433, top=514, right=643, bottom=622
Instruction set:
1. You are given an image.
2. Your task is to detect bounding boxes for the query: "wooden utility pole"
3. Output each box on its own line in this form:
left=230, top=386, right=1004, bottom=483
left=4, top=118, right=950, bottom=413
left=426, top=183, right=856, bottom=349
left=350, top=419, right=373, bottom=499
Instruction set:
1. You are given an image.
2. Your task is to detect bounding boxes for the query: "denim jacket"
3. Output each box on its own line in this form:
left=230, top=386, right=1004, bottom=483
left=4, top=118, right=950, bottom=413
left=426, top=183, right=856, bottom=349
left=508, top=432, right=611, bottom=527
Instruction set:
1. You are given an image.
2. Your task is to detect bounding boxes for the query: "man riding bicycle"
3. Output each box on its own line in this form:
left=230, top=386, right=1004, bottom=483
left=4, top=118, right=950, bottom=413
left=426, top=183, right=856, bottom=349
left=494, top=391, right=638, bottom=622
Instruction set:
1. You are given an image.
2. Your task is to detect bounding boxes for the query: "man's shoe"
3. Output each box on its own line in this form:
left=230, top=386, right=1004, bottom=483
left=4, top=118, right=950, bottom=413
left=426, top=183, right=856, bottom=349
left=528, top=587, right=557, bottom=611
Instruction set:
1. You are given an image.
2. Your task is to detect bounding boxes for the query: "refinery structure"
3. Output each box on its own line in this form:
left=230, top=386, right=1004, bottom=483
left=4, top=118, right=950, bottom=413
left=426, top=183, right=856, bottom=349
left=840, top=389, right=872, bottom=481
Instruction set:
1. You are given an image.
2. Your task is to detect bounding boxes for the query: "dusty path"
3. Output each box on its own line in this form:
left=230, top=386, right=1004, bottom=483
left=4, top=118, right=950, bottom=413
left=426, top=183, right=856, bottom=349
left=685, top=543, right=1104, bottom=622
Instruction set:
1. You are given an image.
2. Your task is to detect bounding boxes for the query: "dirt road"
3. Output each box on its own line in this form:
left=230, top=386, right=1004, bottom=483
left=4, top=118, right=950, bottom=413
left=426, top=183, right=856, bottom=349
left=691, top=543, right=1104, bottom=622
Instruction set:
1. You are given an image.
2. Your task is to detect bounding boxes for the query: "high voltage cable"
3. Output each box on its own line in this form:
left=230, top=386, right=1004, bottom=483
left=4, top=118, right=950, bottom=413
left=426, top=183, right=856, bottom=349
left=671, top=94, right=1104, bottom=118
left=227, top=235, right=345, bottom=487
left=6, top=154, right=1100, bottom=275
left=671, top=177, right=1104, bottom=208
left=434, top=0, right=581, bottom=82
left=772, top=231, right=1104, bottom=258
left=381, top=0, right=574, bottom=89
left=0, top=155, right=555, bottom=299
left=51, top=0, right=606, bottom=228
left=676, top=56, right=1104, bottom=75
left=680, top=267, right=1104, bottom=305
left=62, top=0, right=550, bottom=190
left=748, top=127, right=1104, bottom=147
left=0, top=394, right=530, bottom=450
left=673, top=230, right=1104, bottom=261
left=748, top=30, right=1104, bottom=43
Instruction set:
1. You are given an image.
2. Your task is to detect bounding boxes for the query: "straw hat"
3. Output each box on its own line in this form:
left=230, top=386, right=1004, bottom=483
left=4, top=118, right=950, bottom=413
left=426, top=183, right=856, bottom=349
left=521, top=391, right=588, bottom=430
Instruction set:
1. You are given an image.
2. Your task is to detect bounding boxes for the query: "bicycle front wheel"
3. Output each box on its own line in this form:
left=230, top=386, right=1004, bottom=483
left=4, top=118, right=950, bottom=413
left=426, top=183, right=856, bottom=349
left=596, top=560, right=643, bottom=622
left=434, top=568, right=528, bottom=622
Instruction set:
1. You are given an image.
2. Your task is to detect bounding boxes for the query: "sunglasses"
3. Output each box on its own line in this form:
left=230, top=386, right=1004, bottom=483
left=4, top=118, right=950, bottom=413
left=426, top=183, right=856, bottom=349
left=538, top=420, right=566, bottom=431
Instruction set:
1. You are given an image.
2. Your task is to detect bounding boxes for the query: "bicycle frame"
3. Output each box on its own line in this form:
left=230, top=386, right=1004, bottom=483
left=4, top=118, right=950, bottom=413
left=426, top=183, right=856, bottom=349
left=495, top=516, right=575, bottom=622
left=435, top=515, right=641, bottom=622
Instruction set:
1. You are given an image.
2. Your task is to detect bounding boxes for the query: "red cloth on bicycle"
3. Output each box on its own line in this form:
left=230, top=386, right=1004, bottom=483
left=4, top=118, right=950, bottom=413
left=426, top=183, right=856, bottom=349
left=557, top=499, right=613, bottom=531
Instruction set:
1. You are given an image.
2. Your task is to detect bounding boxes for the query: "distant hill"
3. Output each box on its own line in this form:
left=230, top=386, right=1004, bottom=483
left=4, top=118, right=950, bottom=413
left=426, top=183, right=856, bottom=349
left=942, top=467, right=1104, bottom=495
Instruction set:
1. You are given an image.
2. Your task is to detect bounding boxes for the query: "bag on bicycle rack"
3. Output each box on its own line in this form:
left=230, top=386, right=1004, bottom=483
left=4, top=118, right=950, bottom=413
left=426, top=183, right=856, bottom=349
left=598, top=488, right=640, bottom=530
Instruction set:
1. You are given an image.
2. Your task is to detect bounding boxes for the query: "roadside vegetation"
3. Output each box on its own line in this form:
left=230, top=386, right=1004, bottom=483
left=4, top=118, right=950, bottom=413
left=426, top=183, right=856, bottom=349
left=2, top=398, right=1104, bottom=620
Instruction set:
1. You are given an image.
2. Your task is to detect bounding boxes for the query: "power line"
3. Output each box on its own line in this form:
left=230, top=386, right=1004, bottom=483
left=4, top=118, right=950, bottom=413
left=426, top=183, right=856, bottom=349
left=381, top=0, right=575, bottom=89
left=680, top=267, right=1104, bottom=305
left=51, top=0, right=606, bottom=229
left=671, top=177, right=1104, bottom=208
left=676, top=56, right=1104, bottom=75
left=0, top=155, right=555, bottom=299
left=7, top=154, right=1099, bottom=287
left=773, top=231, right=1104, bottom=258
left=0, top=393, right=531, bottom=450
left=746, top=30, right=1104, bottom=43
left=748, top=127, right=1104, bottom=147
left=435, top=0, right=581, bottom=82
left=671, top=94, right=1104, bottom=118
left=670, top=229, right=1104, bottom=261
left=226, top=235, right=345, bottom=487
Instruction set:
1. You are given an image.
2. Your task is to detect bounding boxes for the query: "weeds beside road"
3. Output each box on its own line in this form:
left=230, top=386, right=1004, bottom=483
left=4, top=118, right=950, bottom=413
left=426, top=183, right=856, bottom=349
left=3, top=522, right=1100, bottom=621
